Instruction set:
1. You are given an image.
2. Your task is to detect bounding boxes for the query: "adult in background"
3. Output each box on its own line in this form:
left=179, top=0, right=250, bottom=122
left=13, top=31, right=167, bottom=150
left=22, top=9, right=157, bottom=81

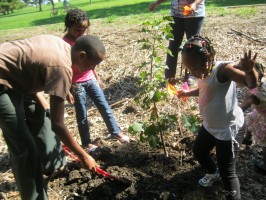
left=149, top=0, right=205, bottom=85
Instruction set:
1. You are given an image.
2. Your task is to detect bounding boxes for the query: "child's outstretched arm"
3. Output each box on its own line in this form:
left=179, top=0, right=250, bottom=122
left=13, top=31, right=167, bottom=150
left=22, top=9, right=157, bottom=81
left=177, top=88, right=199, bottom=97
left=217, top=50, right=258, bottom=89
left=240, top=93, right=260, bottom=112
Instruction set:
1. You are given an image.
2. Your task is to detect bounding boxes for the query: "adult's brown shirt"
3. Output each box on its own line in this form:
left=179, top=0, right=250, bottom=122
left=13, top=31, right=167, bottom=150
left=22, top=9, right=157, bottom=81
left=0, top=35, right=72, bottom=100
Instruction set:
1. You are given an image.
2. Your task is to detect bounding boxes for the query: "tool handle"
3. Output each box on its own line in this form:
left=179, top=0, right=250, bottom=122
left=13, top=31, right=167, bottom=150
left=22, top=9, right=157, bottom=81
left=62, top=145, right=120, bottom=181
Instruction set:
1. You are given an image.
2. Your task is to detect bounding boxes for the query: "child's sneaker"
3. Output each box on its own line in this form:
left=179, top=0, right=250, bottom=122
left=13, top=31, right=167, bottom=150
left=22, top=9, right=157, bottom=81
left=187, top=75, right=195, bottom=86
left=198, top=170, right=221, bottom=187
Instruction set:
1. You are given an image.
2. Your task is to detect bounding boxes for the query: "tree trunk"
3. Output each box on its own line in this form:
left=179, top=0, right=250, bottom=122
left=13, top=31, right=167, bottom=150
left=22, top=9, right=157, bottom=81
left=39, top=0, right=42, bottom=11
left=50, top=0, right=55, bottom=7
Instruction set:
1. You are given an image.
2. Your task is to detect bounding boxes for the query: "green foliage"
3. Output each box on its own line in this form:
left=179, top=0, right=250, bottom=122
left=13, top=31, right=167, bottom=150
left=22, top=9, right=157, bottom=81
left=182, top=113, right=201, bottom=134
left=128, top=16, right=177, bottom=155
left=0, top=0, right=264, bottom=30
left=0, top=0, right=25, bottom=15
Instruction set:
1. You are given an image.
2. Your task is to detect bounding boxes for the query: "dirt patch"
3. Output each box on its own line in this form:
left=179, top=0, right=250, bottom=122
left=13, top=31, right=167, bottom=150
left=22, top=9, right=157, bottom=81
left=0, top=7, right=266, bottom=200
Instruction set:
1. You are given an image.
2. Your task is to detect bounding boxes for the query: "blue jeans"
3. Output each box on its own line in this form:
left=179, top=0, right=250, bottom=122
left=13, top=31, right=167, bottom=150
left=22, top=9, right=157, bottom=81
left=165, top=16, right=204, bottom=79
left=71, top=78, right=120, bottom=146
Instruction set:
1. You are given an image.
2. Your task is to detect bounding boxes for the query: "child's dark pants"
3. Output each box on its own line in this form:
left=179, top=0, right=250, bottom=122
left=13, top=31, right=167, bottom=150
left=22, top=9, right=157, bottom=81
left=193, top=126, right=241, bottom=200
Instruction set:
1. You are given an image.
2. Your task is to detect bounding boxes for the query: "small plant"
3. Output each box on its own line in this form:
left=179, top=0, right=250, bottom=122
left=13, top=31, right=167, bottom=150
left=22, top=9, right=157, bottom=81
left=128, top=16, right=177, bottom=157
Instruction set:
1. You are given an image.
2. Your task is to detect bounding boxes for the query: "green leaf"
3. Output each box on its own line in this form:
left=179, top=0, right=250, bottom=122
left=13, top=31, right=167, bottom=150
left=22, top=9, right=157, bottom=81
left=182, top=115, right=191, bottom=128
left=140, top=71, right=148, bottom=79
left=154, top=57, right=161, bottom=63
left=182, top=114, right=200, bottom=134
left=148, top=135, right=158, bottom=148
left=152, top=90, right=162, bottom=102
left=142, top=42, right=152, bottom=49
left=128, top=122, right=144, bottom=134
left=167, top=49, right=173, bottom=57
left=144, top=124, right=157, bottom=136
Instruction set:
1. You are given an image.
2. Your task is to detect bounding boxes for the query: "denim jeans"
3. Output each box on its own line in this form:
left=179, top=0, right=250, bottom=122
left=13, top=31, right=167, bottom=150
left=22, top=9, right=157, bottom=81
left=71, top=78, right=120, bottom=146
left=0, top=88, right=48, bottom=200
left=165, top=16, right=204, bottom=79
left=193, top=126, right=241, bottom=200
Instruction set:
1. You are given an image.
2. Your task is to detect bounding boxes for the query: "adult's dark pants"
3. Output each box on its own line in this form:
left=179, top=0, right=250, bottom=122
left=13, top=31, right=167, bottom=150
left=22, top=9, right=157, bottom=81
left=0, top=89, right=48, bottom=200
left=24, top=95, right=66, bottom=175
left=165, top=16, right=204, bottom=79
left=193, top=125, right=243, bottom=200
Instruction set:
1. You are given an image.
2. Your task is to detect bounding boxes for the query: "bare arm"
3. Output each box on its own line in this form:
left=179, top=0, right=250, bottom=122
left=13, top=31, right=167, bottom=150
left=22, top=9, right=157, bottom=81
left=36, top=92, right=50, bottom=110
left=178, top=88, right=199, bottom=97
left=149, top=0, right=168, bottom=12
left=93, top=69, right=103, bottom=87
left=190, top=0, right=204, bottom=13
left=50, top=95, right=97, bottom=171
left=240, top=94, right=260, bottom=112
left=218, top=51, right=258, bottom=89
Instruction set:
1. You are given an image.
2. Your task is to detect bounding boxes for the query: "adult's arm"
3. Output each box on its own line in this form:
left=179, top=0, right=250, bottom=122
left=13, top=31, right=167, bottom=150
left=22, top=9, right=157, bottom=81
left=149, top=0, right=168, bottom=12
left=36, top=92, right=50, bottom=110
left=190, top=0, right=204, bottom=13
left=49, top=95, right=97, bottom=171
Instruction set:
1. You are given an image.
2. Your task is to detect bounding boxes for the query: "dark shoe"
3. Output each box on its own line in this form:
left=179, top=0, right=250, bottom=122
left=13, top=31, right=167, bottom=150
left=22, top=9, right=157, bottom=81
left=242, top=138, right=252, bottom=146
left=254, top=160, right=266, bottom=174
left=168, top=78, right=176, bottom=86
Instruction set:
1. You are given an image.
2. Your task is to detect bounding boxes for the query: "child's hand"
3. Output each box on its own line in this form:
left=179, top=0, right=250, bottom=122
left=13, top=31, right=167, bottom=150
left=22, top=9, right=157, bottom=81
left=66, top=92, right=75, bottom=104
left=176, top=89, right=188, bottom=97
left=97, top=78, right=104, bottom=88
left=234, top=50, right=257, bottom=72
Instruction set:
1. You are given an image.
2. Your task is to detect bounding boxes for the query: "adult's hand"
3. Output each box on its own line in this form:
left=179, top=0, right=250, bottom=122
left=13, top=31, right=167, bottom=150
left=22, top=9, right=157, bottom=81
left=189, top=2, right=197, bottom=14
left=79, top=153, right=98, bottom=172
left=66, top=92, right=75, bottom=104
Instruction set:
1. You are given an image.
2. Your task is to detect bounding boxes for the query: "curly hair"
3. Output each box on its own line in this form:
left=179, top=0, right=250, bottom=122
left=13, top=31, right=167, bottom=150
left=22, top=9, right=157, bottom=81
left=181, top=35, right=216, bottom=79
left=73, top=35, right=106, bottom=59
left=64, top=8, right=89, bottom=32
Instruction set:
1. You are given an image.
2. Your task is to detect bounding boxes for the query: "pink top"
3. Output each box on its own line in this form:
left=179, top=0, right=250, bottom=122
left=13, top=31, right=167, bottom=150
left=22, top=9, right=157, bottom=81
left=63, top=36, right=95, bottom=83
left=250, top=83, right=266, bottom=118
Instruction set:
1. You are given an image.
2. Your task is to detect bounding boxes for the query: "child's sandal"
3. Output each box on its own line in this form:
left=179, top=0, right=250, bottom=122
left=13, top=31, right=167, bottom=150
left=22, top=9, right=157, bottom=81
left=113, top=134, right=129, bottom=143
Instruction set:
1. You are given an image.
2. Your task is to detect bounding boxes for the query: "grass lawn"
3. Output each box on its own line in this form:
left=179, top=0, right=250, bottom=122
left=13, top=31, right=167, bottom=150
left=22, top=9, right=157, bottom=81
left=0, top=0, right=265, bottom=31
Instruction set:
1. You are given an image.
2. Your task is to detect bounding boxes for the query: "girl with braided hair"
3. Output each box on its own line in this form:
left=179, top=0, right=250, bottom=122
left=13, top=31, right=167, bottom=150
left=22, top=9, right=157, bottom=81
left=178, top=35, right=258, bottom=200
left=63, top=9, right=129, bottom=153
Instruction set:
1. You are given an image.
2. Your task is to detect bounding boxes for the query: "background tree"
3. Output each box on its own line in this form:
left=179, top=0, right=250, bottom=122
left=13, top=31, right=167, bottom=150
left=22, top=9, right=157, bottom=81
left=0, top=0, right=25, bottom=15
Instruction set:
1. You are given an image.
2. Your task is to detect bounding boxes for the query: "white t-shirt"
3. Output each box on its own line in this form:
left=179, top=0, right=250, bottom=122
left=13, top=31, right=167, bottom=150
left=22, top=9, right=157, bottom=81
left=198, top=61, right=244, bottom=141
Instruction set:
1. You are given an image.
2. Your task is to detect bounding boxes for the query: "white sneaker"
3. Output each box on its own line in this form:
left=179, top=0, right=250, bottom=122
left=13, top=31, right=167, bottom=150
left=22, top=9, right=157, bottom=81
left=198, top=170, right=221, bottom=187
left=187, top=75, right=195, bottom=86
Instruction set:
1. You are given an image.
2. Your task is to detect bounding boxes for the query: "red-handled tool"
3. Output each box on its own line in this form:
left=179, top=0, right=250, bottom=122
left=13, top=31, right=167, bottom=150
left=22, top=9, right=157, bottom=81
left=62, top=145, right=131, bottom=185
